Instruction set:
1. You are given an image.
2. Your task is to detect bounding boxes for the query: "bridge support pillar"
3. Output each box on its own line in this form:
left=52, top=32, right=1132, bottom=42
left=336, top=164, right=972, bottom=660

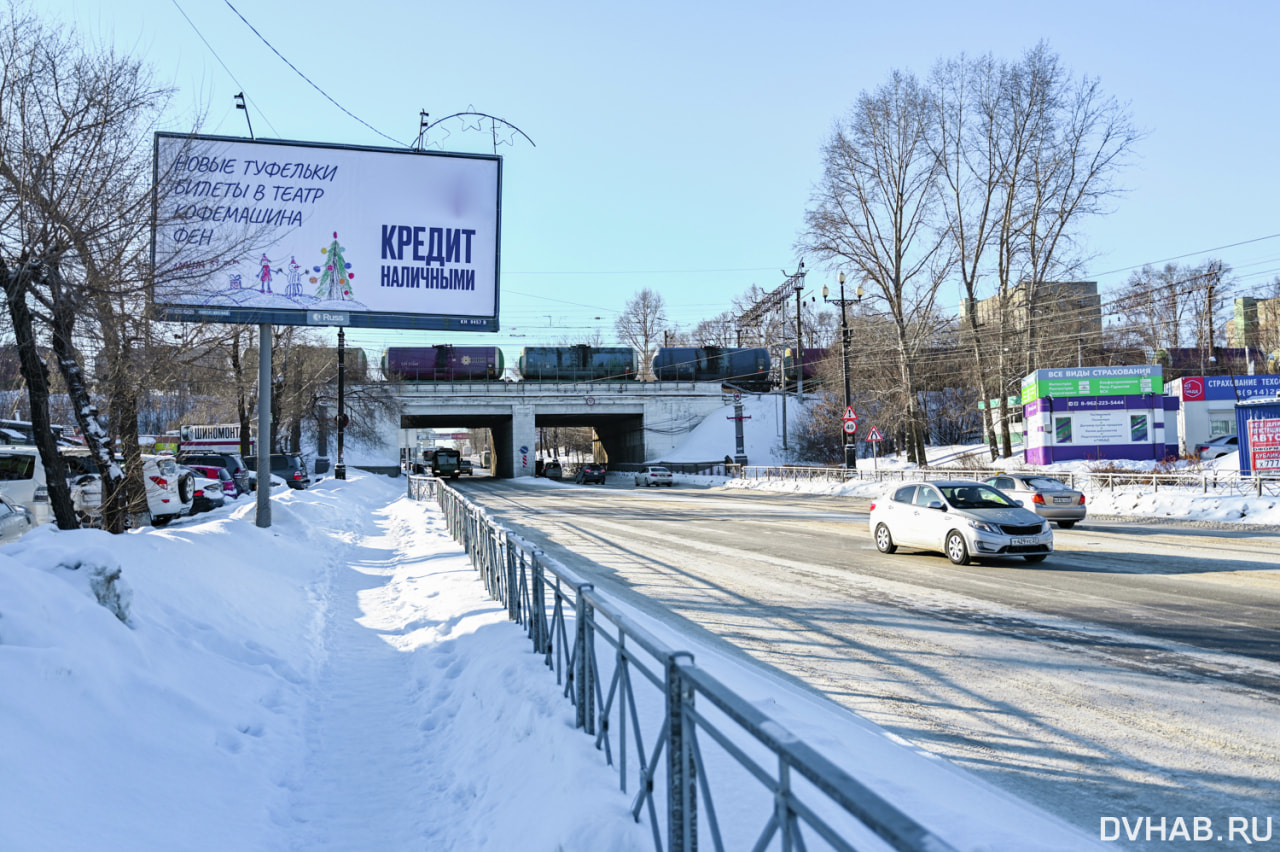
left=500, top=403, right=537, bottom=478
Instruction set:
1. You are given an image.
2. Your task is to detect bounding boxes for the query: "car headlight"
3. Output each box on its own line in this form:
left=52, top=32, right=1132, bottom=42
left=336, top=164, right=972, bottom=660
left=967, top=519, right=1000, bottom=534
left=1042, top=521, right=1051, bottom=535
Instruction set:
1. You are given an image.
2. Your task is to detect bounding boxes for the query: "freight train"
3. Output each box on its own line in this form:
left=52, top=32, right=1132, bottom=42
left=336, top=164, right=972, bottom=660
left=382, top=345, right=781, bottom=389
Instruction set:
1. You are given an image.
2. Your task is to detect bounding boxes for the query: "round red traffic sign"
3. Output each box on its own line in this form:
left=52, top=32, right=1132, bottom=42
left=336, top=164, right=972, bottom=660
left=843, top=420, right=858, bottom=435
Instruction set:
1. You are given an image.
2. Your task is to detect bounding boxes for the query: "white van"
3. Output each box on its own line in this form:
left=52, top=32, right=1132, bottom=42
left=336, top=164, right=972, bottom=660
left=0, top=446, right=51, bottom=525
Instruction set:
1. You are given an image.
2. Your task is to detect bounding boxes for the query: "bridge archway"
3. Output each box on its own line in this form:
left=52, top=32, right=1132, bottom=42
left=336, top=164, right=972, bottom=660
left=393, top=382, right=728, bottom=477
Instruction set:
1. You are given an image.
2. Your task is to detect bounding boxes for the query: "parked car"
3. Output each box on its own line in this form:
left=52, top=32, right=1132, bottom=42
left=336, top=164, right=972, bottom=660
left=543, top=460, right=563, bottom=481
left=634, top=465, right=673, bottom=487
left=0, top=492, right=34, bottom=542
left=71, top=454, right=195, bottom=527
left=0, top=445, right=51, bottom=526
left=178, top=451, right=252, bottom=494
left=245, top=453, right=312, bottom=490
left=459, top=458, right=474, bottom=476
left=575, top=462, right=607, bottom=485
left=869, top=479, right=1053, bottom=565
left=179, top=465, right=226, bottom=514
left=185, top=463, right=244, bottom=499
left=983, top=473, right=1086, bottom=528
left=1195, top=434, right=1238, bottom=460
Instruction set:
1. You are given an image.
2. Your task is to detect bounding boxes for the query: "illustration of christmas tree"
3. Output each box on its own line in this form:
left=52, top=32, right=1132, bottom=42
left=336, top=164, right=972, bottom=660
left=312, top=231, right=355, bottom=300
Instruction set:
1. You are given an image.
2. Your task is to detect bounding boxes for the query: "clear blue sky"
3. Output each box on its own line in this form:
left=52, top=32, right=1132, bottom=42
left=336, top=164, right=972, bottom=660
left=55, top=0, right=1280, bottom=362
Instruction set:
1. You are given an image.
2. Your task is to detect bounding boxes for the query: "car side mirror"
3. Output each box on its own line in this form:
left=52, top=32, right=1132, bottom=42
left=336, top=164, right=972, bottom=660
left=927, top=500, right=944, bottom=510
left=1013, top=500, right=1023, bottom=507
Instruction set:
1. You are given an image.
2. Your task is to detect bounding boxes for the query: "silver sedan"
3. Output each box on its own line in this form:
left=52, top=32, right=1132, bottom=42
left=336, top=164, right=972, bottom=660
left=983, top=473, right=1086, bottom=528
left=869, top=479, right=1053, bottom=565
left=0, top=492, right=33, bottom=542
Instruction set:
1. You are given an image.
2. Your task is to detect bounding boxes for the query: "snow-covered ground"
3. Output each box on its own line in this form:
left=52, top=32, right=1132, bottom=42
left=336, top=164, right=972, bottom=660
left=1, top=393, right=1273, bottom=851
left=0, top=473, right=1114, bottom=851
left=662, top=393, right=1280, bottom=527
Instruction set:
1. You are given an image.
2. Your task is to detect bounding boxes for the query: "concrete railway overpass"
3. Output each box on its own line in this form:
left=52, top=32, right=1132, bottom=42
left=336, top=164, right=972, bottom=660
left=392, top=381, right=732, bottom=477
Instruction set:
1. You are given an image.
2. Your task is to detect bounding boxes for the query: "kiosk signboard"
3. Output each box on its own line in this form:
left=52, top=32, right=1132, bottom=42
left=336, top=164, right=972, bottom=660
left=1021, top=366, right=1162, bottom=404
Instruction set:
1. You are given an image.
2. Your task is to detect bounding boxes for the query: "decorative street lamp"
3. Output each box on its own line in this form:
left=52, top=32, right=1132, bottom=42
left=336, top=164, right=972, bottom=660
left=822, top=271, right=864, bottom=468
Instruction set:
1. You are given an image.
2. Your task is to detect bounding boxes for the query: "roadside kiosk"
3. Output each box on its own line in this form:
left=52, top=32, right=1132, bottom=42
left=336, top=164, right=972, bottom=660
left=1168, top=375, right=1280, bottom=456
left=1020, top=366, right=1178, bottom=464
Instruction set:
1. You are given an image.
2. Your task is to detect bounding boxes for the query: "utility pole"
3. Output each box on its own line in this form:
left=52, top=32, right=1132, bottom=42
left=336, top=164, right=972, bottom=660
left=795, top=287, right=805, bottom=402
left=823, top=271, right=863, bottom=469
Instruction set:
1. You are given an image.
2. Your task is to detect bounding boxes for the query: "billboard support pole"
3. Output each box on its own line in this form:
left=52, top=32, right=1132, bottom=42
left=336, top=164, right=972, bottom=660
left=336, top=327, right=347, bottom=480
left=256, top=323, right=272, bottom=528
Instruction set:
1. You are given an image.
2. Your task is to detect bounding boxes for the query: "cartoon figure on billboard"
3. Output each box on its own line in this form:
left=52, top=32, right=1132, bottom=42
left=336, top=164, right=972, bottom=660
left=285, top=256, right=303, bottom=297
left=257, top=254, right=277, bottom=294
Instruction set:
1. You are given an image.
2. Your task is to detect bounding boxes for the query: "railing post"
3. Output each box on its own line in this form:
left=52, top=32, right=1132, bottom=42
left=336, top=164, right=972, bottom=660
left=667, top=651, right=697, bottom=852
left=531, top=553, right=548, bottom=655
left=575, top=586, right=595, bottom=734
left=506, top=536, right=520, bottom=621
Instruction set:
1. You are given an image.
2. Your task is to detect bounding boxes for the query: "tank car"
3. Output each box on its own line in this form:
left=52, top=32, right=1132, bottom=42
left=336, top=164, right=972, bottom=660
left=517, top=346, right=637, bottom=381
left=383, top=346, right=503, bottom=381
left=651, top=347, right=771, bottom=388
left=783, top=347, right=831, bottom=383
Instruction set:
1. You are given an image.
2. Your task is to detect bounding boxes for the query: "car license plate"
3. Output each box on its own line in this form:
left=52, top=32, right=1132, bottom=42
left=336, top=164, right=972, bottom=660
left=1013, top=536, right=1037, bottom=546
left=1053, top=496, right=1073, bottom=504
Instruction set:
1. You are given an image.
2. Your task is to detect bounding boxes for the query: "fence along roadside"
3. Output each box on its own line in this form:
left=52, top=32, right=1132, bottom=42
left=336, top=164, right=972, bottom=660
left=407, top=474, right=958, bottom=852
left=735, top=465, right=1279, bottom=498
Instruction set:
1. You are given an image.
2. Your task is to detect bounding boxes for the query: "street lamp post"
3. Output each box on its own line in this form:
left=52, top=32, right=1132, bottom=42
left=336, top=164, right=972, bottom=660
left=822, top=271, right=863, bottom=469
left=335, top=327, right=347, bottom=480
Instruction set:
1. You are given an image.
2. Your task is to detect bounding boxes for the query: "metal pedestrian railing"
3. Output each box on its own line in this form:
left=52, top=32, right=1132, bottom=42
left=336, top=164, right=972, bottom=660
left=407, top=474, right=957, bottom=852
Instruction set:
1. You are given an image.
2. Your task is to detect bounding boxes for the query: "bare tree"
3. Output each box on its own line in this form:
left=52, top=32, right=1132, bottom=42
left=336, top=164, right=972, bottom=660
left=801, top=70, right=950, bottom=465
left=1018, top=46, right=1142, bottom=376
left=691, top=312, right=737, bottom=347
left=1113, top=263, right=1192, bottom=357
left=1111, top=259, right=1231, bottom=375
left=614, top=288, right=667, bottom=380
left=1, top=5, right=174, bottom=530
left=933, top=43, right=1140, bottom=457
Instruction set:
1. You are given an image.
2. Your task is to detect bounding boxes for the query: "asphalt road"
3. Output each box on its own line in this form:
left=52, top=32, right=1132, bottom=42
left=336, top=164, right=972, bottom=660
left=451, top=475, right=1280, bottom=849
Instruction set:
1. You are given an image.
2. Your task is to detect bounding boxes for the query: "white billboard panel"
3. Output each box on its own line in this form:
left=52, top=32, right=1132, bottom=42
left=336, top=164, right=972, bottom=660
left=152, top=134, right=500, bottom=331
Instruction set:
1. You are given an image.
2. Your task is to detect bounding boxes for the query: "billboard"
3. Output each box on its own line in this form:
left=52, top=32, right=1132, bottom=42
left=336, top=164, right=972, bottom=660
left=151, top=134, right=501, bottom=331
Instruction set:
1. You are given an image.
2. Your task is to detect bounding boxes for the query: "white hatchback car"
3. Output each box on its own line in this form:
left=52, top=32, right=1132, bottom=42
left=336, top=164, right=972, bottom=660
left=869, top=479, right=1053, bottom=565
left=70, top=454, right=195, bottom=527
left=634, top=465, right=674, bottom=487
